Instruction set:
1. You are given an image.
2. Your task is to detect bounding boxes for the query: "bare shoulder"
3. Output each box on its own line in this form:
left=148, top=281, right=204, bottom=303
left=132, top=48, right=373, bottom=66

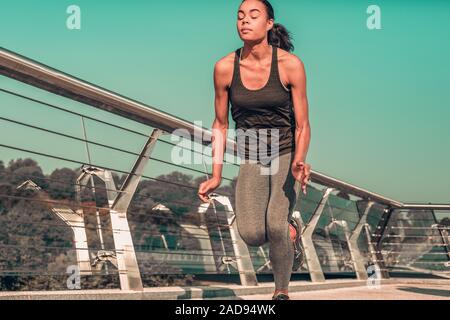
left=214, top=50, right=237, bottom=88
left=277, top=48, right=305, bottom=73
left=215, top=51, right=235, bottom=70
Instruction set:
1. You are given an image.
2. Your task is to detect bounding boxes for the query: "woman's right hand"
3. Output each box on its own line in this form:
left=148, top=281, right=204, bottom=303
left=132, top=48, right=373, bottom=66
left=198, top=176, right=222, bottom=203
left=291, top=160, right=311, bottom=195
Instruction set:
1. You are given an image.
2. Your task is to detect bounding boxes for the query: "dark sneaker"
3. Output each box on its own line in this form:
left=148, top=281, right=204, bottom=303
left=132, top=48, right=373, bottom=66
left=272, top=292, right=290, bottom=300
left=289, top=217, right=304, bottom=271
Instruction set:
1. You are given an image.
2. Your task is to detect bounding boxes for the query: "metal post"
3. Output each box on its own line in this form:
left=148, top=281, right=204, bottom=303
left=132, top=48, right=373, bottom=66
left=338, top=220, right=364, bottom=280
left=198, top=194, right=231, bottom=274
left=109, top=128, right=164, bottom=290
left=347, top=201, right=375, bottom=280
left=80, top=116, right=108, bottom=274
left=373, top=207, right=394, bottom=279
left=205, top=194, right=258, bottom=286
left=364, top=224, right=379, bottom=267
left=50, top=207, right=91, bottom=275
left=324, top=219, right=366, bottom=279
left=301, top=187, right=334, bottom=282
left=323, top=220, right=346, bottom=271
left=179, top=223, right=217, bottom=273
left=81, top=128, right=164, bottom=290
left=198, top=201, right=230, bottom=274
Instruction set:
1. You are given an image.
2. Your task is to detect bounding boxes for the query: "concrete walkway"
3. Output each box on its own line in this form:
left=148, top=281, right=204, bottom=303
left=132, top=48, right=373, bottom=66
left=234, top=281, right=450, bottom=300
left=0, top=278, right=448, bottom=300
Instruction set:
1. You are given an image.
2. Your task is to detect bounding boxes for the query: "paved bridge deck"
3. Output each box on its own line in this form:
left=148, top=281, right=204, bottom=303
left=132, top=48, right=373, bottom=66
left=232, top=280, right=450, bottom=300
left=0, top=278, right=448, bottom=300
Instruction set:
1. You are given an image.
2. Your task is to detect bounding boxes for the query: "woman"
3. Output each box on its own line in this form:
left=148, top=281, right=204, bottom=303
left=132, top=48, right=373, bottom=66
left=198, top=0, right=311, bottom=300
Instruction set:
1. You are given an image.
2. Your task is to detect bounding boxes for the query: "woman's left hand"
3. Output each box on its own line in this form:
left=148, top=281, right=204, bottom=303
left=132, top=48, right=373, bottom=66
left=291, top=160, right=312, bottom=195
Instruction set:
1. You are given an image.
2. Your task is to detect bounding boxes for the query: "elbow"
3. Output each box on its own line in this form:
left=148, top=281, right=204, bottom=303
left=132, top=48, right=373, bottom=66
left=296, top=121, right=311, bottom=139
left=295, top=120, right=311, bottom=133
left=213, top=118, right=229, bottom=130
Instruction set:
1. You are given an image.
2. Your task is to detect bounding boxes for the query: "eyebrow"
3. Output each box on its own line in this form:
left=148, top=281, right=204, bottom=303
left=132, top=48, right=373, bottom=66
left=238, top=9, right=261, bottom=14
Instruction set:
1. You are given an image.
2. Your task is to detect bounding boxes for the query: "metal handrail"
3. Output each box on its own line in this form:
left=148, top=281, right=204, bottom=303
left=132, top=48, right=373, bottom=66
left=1, top=47, right=449, bottom=210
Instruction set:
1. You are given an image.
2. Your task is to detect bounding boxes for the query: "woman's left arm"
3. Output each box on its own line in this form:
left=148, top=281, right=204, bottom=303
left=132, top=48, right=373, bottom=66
left=287, top=55, right=311, bottom=165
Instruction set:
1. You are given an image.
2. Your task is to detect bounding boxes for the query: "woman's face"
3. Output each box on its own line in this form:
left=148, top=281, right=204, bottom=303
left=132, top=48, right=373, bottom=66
left=237, top=0, right=273, bottom=42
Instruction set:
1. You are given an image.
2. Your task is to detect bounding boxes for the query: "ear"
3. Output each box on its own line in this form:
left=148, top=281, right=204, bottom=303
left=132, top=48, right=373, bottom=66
left=266, top=18, right=274, bottom=32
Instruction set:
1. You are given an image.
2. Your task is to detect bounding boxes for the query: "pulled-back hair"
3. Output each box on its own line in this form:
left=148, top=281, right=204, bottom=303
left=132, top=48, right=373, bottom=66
left=241, top=0, right=294, bottom=52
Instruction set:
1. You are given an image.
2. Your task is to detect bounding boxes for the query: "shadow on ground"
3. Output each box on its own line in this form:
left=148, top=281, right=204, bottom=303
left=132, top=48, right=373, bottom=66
left=176, top=286, right=244, bottom=300
left=397, top=286, right=450, bottom=298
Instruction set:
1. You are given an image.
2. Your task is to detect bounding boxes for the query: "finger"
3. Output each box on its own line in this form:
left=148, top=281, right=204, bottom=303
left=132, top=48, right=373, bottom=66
left=291, top=168, right=300, bottom=182
left=305, top=167, right=311, bottom=176
left=306, top=166, right=312, bottom=177
left=299, top=169, right=306, bottom=181
left=202, top=196, right=212, bottom=204
left=198, top=193, right=209, bottom=203
left=302, top=172, right=308, bottom=184
left=205, top=195, right=213, bottom=203
left=293, top=171, right=302, bottom=182
left=305, top=169, right=311, bottom=180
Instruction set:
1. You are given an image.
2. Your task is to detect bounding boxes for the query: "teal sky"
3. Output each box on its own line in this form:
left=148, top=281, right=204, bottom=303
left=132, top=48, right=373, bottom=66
left=1, top=0, right=449, bottom=203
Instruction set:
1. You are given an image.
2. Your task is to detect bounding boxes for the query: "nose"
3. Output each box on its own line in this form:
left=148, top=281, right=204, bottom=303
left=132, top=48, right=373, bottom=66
left=241, top=15, right=250, bottom=25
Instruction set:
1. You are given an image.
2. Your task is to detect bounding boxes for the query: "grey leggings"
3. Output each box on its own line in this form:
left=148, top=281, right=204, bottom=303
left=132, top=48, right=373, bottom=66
left=235, top=151, right=301, bottom=290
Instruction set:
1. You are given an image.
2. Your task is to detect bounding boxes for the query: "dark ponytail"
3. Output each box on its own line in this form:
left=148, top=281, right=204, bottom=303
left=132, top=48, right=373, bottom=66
left=269, top=23, right=294, bottom=52
left=241, top=0, right=294, bottom=52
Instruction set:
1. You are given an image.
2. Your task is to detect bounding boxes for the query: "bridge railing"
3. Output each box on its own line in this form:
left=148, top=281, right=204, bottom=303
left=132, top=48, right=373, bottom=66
left=0, top=47, right=449, bottom=291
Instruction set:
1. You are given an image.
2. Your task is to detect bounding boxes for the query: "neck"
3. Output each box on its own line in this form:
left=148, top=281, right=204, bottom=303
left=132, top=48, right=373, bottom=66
left=241, top=41, right=272, bottom=62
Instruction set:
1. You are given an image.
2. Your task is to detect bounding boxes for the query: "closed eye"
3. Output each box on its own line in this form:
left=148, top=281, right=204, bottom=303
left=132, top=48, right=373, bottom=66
left=238, top=8, right=261, bottom=20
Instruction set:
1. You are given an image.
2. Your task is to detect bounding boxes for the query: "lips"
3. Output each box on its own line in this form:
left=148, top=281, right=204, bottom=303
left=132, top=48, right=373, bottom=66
left=241, top=28, right=252, bottom=33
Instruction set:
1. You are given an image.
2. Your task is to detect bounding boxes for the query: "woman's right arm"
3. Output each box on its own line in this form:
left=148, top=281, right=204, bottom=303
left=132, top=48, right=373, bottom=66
left=198, top=56, right=233, bottom=203
left=211, top=58, right=232, bottom=182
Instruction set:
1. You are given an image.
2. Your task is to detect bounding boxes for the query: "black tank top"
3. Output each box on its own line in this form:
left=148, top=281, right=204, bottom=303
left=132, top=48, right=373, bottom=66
left=228, top=45, right=296, bottom=162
